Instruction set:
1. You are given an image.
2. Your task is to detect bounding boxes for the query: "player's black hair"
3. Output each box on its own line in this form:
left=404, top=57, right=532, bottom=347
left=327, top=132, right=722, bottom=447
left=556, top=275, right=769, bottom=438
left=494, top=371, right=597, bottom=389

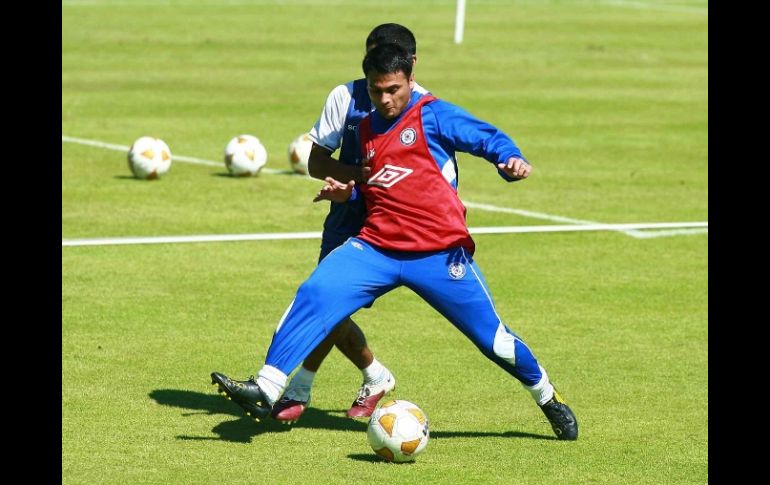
left=365, top=23, right=417, bottom=56
left=362, top=43, right=413, bottom=78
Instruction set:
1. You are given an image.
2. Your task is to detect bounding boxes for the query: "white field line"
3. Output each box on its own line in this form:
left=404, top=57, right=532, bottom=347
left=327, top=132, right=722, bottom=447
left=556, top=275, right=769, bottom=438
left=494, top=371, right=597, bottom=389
left=62, top=222, right=707, bottom=247
left=62, top=232, right=322, bottom=247
left=462, top=201, right=597, bottom=225
left=621, top=227, right=709, bottom=238
left=62, top=135, right=289, bottom=174
left=461, top=201, right=707, bottom=239
left=63, top=135, right=707, bottom=239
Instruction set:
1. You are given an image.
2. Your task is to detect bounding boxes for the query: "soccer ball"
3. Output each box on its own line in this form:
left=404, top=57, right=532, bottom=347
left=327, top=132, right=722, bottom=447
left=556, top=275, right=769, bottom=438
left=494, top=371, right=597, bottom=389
left=224, top=134, right=267, bottom=177
left=367, top=399, right=429, bottom=463
left=287, top=133, right=312, bottom=175
left=127, top=136, right=172, bottom=179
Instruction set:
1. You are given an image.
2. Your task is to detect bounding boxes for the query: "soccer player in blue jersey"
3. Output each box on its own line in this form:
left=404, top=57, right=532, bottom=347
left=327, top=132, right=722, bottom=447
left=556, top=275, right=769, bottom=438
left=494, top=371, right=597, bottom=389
left=267, top=24, right=430, bottom=424
left=212, top=43, right=578, bottom=440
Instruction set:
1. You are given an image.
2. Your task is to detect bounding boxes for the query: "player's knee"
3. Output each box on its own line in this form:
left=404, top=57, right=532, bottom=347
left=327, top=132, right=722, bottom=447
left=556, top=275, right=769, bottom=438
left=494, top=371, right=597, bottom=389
left=296, top=278, right=328, bottom=302
left=328, top=317, right=351, bottom=340
left=492, top=323, right=516, bottom=364
left=335, top=317, right=354, bottom=333
left=338, top=320, right=367, bottom=352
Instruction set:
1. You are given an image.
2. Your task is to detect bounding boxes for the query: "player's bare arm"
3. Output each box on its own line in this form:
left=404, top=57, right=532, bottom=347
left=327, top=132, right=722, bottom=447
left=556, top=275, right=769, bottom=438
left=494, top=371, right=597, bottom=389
left=313, top=177, right=355, bottom=203
left=497, top=157, right=532, bottom=179
left=308, top=143, right=369, bottom=183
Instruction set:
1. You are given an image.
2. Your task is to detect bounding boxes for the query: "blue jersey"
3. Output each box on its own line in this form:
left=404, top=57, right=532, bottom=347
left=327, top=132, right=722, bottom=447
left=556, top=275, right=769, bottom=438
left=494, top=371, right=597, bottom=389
left=309, top=80, right=430, bottom=259
left=320, top=79, right=370, bottom=255
left=367, top=90, right=526, bottom=191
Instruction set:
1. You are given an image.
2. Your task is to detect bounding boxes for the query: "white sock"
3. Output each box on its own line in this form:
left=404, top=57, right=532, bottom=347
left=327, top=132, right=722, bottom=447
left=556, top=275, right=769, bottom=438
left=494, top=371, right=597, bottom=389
left=362, top=358, right=387, bottom=385
left=283, top=367, right=315, bottom=402
left=256, top=365, right=287, bottom=406
left=291, top=367, right=316, bottom=389
left=522, top=365, right=554, bottom=406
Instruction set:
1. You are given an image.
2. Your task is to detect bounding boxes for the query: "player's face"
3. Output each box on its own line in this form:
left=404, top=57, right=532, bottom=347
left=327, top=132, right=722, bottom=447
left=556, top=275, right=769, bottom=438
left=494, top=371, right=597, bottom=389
left=366, top=70, right=414, bottom=120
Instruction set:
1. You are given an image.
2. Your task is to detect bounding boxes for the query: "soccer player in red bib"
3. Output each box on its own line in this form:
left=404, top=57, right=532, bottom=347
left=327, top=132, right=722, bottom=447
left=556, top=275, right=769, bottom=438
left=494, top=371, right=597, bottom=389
left=270, top=24, right=430, bottom=424
left=212, top=43, right=578, bottom=440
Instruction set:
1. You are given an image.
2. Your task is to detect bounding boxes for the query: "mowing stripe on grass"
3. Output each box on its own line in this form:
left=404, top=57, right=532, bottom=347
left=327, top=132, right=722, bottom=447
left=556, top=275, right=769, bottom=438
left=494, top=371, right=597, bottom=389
left=461, top=201, right=708, bottom=239
left=62, top=135, right=289, bottom=174
left=597, top=0, right=708, bottom=15
left=63, top=135, right=707, bottom=239
left=62, top=221, right=707, bottom=247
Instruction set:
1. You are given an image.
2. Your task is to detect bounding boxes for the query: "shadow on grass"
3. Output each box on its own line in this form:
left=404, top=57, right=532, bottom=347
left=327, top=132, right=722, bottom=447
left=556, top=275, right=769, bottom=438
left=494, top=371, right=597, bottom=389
left=113, top=175, right=144, bottom=180
left=150, top=389, right=365, bottom=443
left=149, top=389, right=555, bottom=443
left=347, top=454, right=406, bottom=463
left=432, top=430, right=555, bottom=440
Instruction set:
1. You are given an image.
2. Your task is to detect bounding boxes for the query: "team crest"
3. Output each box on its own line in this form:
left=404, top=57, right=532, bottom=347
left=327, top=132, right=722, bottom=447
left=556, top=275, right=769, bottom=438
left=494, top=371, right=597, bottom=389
left=366, top=148, right=376, bottom=161
left=448, top=262, right=466, bottom=280
left=400, top=128, right=417, bottom=146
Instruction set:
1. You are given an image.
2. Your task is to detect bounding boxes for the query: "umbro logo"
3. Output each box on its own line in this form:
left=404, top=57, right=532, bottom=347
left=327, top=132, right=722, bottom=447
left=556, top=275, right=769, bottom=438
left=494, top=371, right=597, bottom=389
left=367, top=164, right=413, bottom=188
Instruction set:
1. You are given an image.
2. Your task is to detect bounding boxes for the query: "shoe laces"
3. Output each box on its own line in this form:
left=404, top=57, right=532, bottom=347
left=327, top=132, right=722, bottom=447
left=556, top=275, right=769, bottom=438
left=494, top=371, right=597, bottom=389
left=354, top=384, right=373, bottom=405
left=228, top=375, right=256, bottom=388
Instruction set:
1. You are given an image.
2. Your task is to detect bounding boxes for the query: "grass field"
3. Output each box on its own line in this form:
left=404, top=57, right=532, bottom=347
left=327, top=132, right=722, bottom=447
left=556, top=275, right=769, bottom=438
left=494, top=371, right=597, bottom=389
left=62, top=1, right=708, bottom=483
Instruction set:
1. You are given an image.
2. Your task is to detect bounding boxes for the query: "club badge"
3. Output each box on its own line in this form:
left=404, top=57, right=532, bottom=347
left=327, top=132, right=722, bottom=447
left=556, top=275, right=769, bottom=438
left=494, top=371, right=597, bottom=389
left=400, top=128, right=417, bottom=146
left=448, top=262, right=466, bottom=280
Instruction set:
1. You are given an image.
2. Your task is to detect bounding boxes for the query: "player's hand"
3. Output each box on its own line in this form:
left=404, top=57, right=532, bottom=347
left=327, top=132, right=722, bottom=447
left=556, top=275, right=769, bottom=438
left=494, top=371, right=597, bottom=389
left=361, top=165, right=372, bottom=181
left=497, top=157, right=532, bottom=179
left=360, top=152, right=373, bottom=182
left=313, top=177, right=355, bottom=203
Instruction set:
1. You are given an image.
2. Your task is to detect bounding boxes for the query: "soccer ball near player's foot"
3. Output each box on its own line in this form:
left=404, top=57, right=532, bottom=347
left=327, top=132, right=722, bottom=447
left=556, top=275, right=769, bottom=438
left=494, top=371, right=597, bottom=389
left=367, top=400, right=429, bottom=463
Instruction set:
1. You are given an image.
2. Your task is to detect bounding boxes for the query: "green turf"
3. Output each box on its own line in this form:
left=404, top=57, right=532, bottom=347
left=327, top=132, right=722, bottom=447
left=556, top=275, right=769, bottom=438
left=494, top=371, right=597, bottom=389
left=63, top=1, right=707, bottom=483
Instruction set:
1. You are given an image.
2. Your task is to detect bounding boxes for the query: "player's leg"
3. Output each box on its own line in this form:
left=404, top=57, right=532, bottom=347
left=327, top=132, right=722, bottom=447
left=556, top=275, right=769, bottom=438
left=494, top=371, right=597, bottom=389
left=304, top=240, right=364, bottom=372
left=273, top=240, right=396, bottom=422
left=402, top=247, right=578, bottom=440
left=335, top=319, right=396, bottom=418
left=212, top=238, right=399, bottom=421
left=333, top=317, right=369, bottom=367
left=270, top=318, right=349, bottom=422
left=273, top=315, right=394, bottom=422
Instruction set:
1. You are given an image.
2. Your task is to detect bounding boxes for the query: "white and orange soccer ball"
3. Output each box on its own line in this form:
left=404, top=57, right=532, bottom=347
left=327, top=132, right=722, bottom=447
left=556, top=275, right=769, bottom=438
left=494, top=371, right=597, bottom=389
left=224, top=134, right=268, bottom=177
left=287, top=133, right=312, bottom=175
left=127, top=136, right=172, bottom=179
left=367, top=399, right=430, bottom=463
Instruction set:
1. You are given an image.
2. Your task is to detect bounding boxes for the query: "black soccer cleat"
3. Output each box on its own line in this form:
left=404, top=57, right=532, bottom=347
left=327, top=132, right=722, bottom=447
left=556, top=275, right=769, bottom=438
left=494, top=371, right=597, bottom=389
left=210, top=371, right=272, bottom=421
left=539, top=389, right=578, bottom=440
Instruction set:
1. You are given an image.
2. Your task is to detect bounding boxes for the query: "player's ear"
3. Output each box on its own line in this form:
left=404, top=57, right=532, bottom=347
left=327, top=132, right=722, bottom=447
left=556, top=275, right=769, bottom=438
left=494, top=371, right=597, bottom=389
left=408, top=73, right=415, bottom=89
left=411, top=55, right=417, bottom=66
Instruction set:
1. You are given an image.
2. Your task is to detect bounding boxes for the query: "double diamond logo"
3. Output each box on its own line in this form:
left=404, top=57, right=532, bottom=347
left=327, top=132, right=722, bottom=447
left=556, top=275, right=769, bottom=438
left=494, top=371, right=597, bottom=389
left=367, top=164, right=414, bottom=188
